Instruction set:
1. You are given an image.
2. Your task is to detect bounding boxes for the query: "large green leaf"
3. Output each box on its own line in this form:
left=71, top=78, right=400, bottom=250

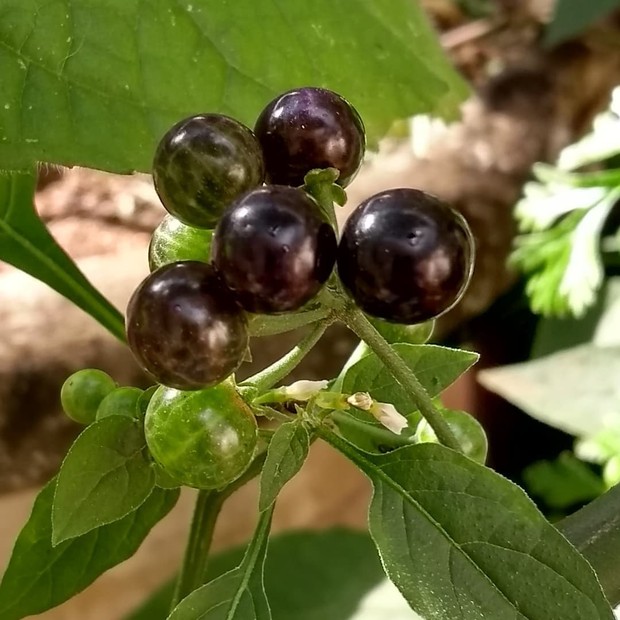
left=168, top=507, right=274, bottom=619
left=0, top=0, right=467, bottom=173
left=342, top=344, right=478, bottom=414
left=127, top=529, right=388, bottom=620
left=0, top=170, right=125, bottom=339
left=322, top=430, right=614, bottom=620
left=53, top=416, right=155, bottom=544
left=0, top=481, right=179, bottom=620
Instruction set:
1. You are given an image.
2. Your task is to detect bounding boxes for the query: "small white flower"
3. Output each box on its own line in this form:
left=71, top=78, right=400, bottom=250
left=370, top=402, right=409, bottom=435
left=282, top=380, right=328, bottom=401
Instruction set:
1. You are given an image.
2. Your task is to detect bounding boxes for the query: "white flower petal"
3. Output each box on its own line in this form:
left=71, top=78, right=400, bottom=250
left=283, top=379, right=328, bottom=401
left=372, top=402, right=409, bottom=435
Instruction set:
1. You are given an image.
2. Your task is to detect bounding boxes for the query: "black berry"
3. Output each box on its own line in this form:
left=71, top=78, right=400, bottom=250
left=126, top=262, right=248, bottom=389
left=254, top=87, right=365, bottom=188
left=212, top=185, right=337, bottom=313
left=152, top=114, right=264, bottom=228
left=337, top=189, right=474, bottom=324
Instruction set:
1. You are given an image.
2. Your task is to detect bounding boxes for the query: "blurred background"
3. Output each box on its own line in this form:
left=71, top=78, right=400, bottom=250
left=1, top=0, right=620, bottom=617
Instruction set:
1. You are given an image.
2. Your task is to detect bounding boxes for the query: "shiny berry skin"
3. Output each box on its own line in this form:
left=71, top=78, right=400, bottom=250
left=212, top=185, right=337, bottom=314
left=145, top=382, right=258, bottom=490
left=126, top=262, right=248, bottom=390
left=149, top=214, right=213, bottom=272
left=254, top=87, right=365, bottom=188
left=152, top=114, right=265, bottom=228
left=338, top=189, right=474, bottom=324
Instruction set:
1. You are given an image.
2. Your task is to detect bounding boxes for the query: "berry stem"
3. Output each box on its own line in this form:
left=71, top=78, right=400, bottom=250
left=248, top=306, right=329, bottom=337
left=338, top=303, right=463, bottom=453
left=171, top=489, right=224, bottom=608
left=241, top=316, right=333, bottom=394
left=171, top=452, right=267, bottom=608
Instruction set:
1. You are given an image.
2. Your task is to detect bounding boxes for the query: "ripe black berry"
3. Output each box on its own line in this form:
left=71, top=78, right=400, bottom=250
left=254, top=87, right=365, bottom=188
left=337, top=189, right=474, bottom=324
left=152, top=114, right=264, bottom=228
left=126, top=262, right=248, bottom=390
left=212, top=185, right=337, bottom=314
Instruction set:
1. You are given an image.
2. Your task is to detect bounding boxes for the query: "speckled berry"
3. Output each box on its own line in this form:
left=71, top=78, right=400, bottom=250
left=126, top=262, right=248, bottom=390
left=153, top=114, right=265, bottom=228
left=337, top=189, right=474, bottom=324
left=254, top=87, right=365, bottom=188
left=212, top=185, right=337, bottom=314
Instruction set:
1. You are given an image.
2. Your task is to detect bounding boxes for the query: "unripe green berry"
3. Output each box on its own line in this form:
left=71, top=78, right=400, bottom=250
left=60, top=369, right=116, bottom=425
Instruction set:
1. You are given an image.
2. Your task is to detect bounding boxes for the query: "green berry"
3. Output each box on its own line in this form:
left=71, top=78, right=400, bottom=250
left=96, top=387, right=144, bottom=420
left=60, top=369, right=116, bottom=425
left=148, top=215, right=213, bottom=272
left=145, top=382, right=258, bottom=490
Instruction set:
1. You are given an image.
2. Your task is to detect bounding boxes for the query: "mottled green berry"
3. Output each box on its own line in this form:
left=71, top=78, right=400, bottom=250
left=152, top=114, right=265, bottom=228
left=145, top=382, right=258, bottom=490
left=149, top=215, right=213, bottom=271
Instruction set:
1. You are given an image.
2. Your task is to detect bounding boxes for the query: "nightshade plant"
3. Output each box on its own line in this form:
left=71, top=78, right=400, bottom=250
left=0, top=2, right=619, bottom=620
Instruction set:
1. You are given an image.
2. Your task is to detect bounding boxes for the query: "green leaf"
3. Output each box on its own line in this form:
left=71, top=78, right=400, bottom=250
left=524, top=452, right=605, bottom=510
left=547, top=0, right=620, bottom=44
left=53, top=416, right=155, bottom=544
left=0, top=170, right=125, bottom=339
left=0, top=480, right=179, bottom=620
left=169, top=507, right=274, bottom=619
left=127, top=529, right=387, bottom=620
left=342, top=344, right=478, bottom=415
left=322, top=431, right=614, bottom=620
left=259, top=421, right=310, bottom=512
left=478, top=343, right=620, bottom=437
left=0, top=0, right=467, bottom=173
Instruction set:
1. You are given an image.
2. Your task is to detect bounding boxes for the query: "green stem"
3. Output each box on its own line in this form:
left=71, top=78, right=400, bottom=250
left=171, top=490, right=224, bottom=608
left=559, top=483, right=620, bottom=606
left=339, top=303, right=463, bottom=453
left=241, top=318, right=332, bottom=394
left=248, top=307, right=329, bottom=337
left=331, top=410, right=415, bottom=448
left=170, top=452, right=268, bottom=609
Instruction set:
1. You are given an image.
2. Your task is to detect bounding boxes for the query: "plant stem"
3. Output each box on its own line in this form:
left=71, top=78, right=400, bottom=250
left=170, top=453, right=267, bottom=610
left=559, top=483, right=620, bottom=606
left=338, top=303, right=463, bottom=453
left=248, top=307, right=329, bottom=337
left=241, top=317, right=333, bottom=394
left=171, top=490, right=224, bottom=608
left=331, top=410, right=416, bottom=448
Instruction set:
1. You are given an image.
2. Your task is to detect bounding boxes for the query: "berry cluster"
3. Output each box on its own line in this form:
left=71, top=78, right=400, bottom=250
left=126, top=86, right=474, bottom=394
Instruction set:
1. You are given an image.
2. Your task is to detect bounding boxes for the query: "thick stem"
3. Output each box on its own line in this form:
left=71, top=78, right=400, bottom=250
left=339, top=304, right=463, bottom=453
left=241, top=318, right=332, bottom=394
left=171, top=490, right=224, bottom=608
left=559, top=483, right=620, bottom=606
